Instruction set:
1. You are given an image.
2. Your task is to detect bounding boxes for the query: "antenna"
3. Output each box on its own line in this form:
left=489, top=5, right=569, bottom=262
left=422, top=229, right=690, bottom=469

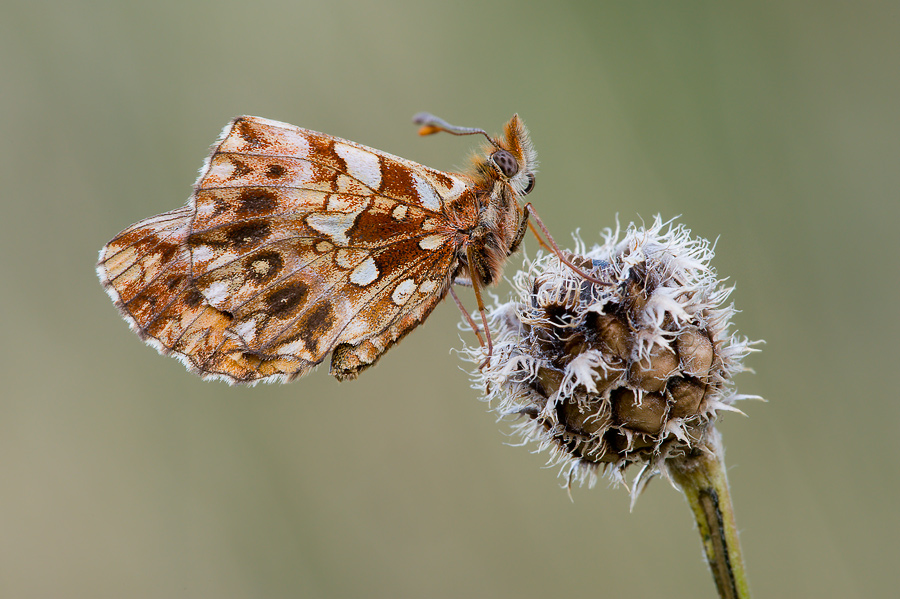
left=412, top=112, right=496, bottom=146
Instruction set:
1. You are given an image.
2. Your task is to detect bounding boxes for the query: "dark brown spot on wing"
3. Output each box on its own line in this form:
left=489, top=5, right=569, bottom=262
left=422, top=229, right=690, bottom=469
left=226, top=222, right=270, bottom=247
left=236, top=189, right=277, bottom=214
left=296, top=301, right=335, bottom=355
left=245, top=251, right=283, bottom=282
left=165, top=273, right=185, bottom=290
left=373, top=236, right=454, bottom=277
left=209, top=194, right=230, bottom=217
left=235, top=119, right=266, bottom=148
left=184, top=286, right=205, bottom=308
left=152, top=241, right=178, bottom=265
left=265, top=281, right=309, bottom=317
left=304, top=135, right=344, bottom=189
left=265, top=164, right=286, bottom=179
left=229, top=158, right=253, bottom=178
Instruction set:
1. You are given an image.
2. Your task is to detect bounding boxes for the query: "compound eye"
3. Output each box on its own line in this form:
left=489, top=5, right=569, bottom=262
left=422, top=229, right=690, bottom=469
left=491, top=150, right=519, bottom=178
left=521, top=172, right=536, bottom=195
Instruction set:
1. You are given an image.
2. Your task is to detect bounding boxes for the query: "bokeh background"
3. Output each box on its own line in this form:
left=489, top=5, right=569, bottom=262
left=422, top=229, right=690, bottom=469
left=2, top=1, right=897, bottom=597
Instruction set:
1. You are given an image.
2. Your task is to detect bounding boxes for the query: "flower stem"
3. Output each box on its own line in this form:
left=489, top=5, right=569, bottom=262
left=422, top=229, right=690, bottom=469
left=668, top=428, right=751, bottom=599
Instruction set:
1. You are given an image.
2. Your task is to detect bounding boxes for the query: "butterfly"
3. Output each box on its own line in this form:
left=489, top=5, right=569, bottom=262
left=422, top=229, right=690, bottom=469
left=96, top=113, right=560, bottom=384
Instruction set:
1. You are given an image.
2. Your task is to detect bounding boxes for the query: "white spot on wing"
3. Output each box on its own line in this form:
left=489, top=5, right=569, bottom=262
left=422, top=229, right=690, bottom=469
left=335, top=249, right=354, bottom=269
left=192, top=245, right=213, bottom=263
left=287, top=161, right=313, bottom=183
left=278, top=338, right=306, bottom=356
left=340, top=318, right=370, bottom=343
left=233, top=317, right=257, bottom=342
left=205, top=251, right=238, bottom=272
left=335, top=143, right=382, bottom=190
left=392, top=279, right=417, bottom=305
left=443, top=174, right=468, bottom=200
left=194, top=201, right=216, bottom=217
left=335, top=248, right=368, bottom=269
left=206, top=280, right=229, bottom=306
left=419, top=280, right=438, bottom=295
left=306, top=211, right=363, bottom=245
left=206, top=160, right=234, bottom=181
left=350, top=257, right=379, bottom=286
left=392, top=204, right=408, bottom=221
left=418, top=234, right=445, bottom=251
left=413, top=173, right=442, bottom=212
left=326, top=195, right=366, bottom=212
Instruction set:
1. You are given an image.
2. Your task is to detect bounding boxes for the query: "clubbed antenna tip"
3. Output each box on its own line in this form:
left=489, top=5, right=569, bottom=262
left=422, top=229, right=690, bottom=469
left=412, top=112, right=493, bottom=144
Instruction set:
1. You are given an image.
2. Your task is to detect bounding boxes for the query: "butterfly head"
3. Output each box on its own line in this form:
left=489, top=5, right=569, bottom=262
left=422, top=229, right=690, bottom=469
left=413, top=112, right=537, bottom=197
left=484, top=114, right=538, bottom=197
left=412, top=112, right=539, bottom=286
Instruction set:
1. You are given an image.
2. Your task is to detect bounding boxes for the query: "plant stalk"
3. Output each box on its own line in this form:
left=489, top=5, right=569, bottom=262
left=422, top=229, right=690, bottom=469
left=668, top=427, right=751, bottom=599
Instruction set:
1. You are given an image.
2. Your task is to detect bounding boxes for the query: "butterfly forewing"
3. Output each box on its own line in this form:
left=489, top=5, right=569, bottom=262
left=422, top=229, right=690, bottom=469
left=99, top=116, right=484, bottom=383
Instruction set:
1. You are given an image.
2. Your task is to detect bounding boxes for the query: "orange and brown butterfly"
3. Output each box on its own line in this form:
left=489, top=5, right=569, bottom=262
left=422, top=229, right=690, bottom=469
left=97, top=113, right=545, bottom=384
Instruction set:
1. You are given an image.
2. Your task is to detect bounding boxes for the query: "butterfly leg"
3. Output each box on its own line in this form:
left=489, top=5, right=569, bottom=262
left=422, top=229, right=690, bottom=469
left=449, top=286, right=485, bottom=347
left=523, top=204, right=612, bottom=287
left=466, top=246, right=494, bottom=367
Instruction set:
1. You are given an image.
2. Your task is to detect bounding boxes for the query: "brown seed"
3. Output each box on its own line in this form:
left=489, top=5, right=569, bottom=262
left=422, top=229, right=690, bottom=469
left=677, top=328, right=714, bottom=378
left=534, top=366, right=564, bottom=398
left=668, top=378, right=707, bottom=418
left=629, top=345, right=679, bottom=393
left=589, top=361, right=625, bottom=396
left=603, top=428, right=656, bottom=456
left=596, top=315, right=630, bottom=358
left=559, top=397, right=609, bottom=436
left=625, top=278, right=649, bottom=314
left=524, top=315, right=560, bottom=358
left=562, top=332, right=589, bottom=361
left=612, top=388, right=667, bottom=434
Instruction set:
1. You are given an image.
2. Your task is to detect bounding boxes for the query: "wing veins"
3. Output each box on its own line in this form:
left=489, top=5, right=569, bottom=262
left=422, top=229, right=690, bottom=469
left=222, top=249, right=335, bottom=315
left=189, top=210, right=448, bottom=246
left=259, top=234, right=451, bottom=352
left=198, top=225, right=452, bottom=293
left=206, top=150, right=455, bottom=213
left=326, top=247, right=451, bottom=347
left=104, top=228, right=189, bottom=287
left=121, top=279, right=188, bottom=337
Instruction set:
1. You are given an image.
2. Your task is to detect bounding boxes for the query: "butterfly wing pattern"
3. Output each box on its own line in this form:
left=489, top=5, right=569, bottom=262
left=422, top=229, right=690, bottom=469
left=98, top=115, right=537, bottom=384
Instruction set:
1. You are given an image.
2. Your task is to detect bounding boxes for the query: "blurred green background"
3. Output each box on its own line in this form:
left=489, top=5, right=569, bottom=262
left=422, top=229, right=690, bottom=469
left=2, top=1, right=897, bottom=597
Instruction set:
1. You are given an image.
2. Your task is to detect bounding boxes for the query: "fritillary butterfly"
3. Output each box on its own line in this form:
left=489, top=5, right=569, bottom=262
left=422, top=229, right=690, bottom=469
left=97, top=114, right=544, bottom=384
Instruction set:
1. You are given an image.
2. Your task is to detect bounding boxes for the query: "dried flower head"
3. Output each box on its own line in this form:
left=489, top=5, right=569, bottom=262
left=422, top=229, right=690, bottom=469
left=463, top=217, right=759, bottom=498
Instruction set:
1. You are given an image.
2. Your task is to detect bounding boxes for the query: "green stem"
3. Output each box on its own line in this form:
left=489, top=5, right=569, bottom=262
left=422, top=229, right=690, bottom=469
left=668, top=427, right=751, bottom=599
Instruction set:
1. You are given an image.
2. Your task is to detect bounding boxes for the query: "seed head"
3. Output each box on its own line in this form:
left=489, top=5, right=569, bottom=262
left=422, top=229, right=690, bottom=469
left=463, top=217, right=759, bottom=499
